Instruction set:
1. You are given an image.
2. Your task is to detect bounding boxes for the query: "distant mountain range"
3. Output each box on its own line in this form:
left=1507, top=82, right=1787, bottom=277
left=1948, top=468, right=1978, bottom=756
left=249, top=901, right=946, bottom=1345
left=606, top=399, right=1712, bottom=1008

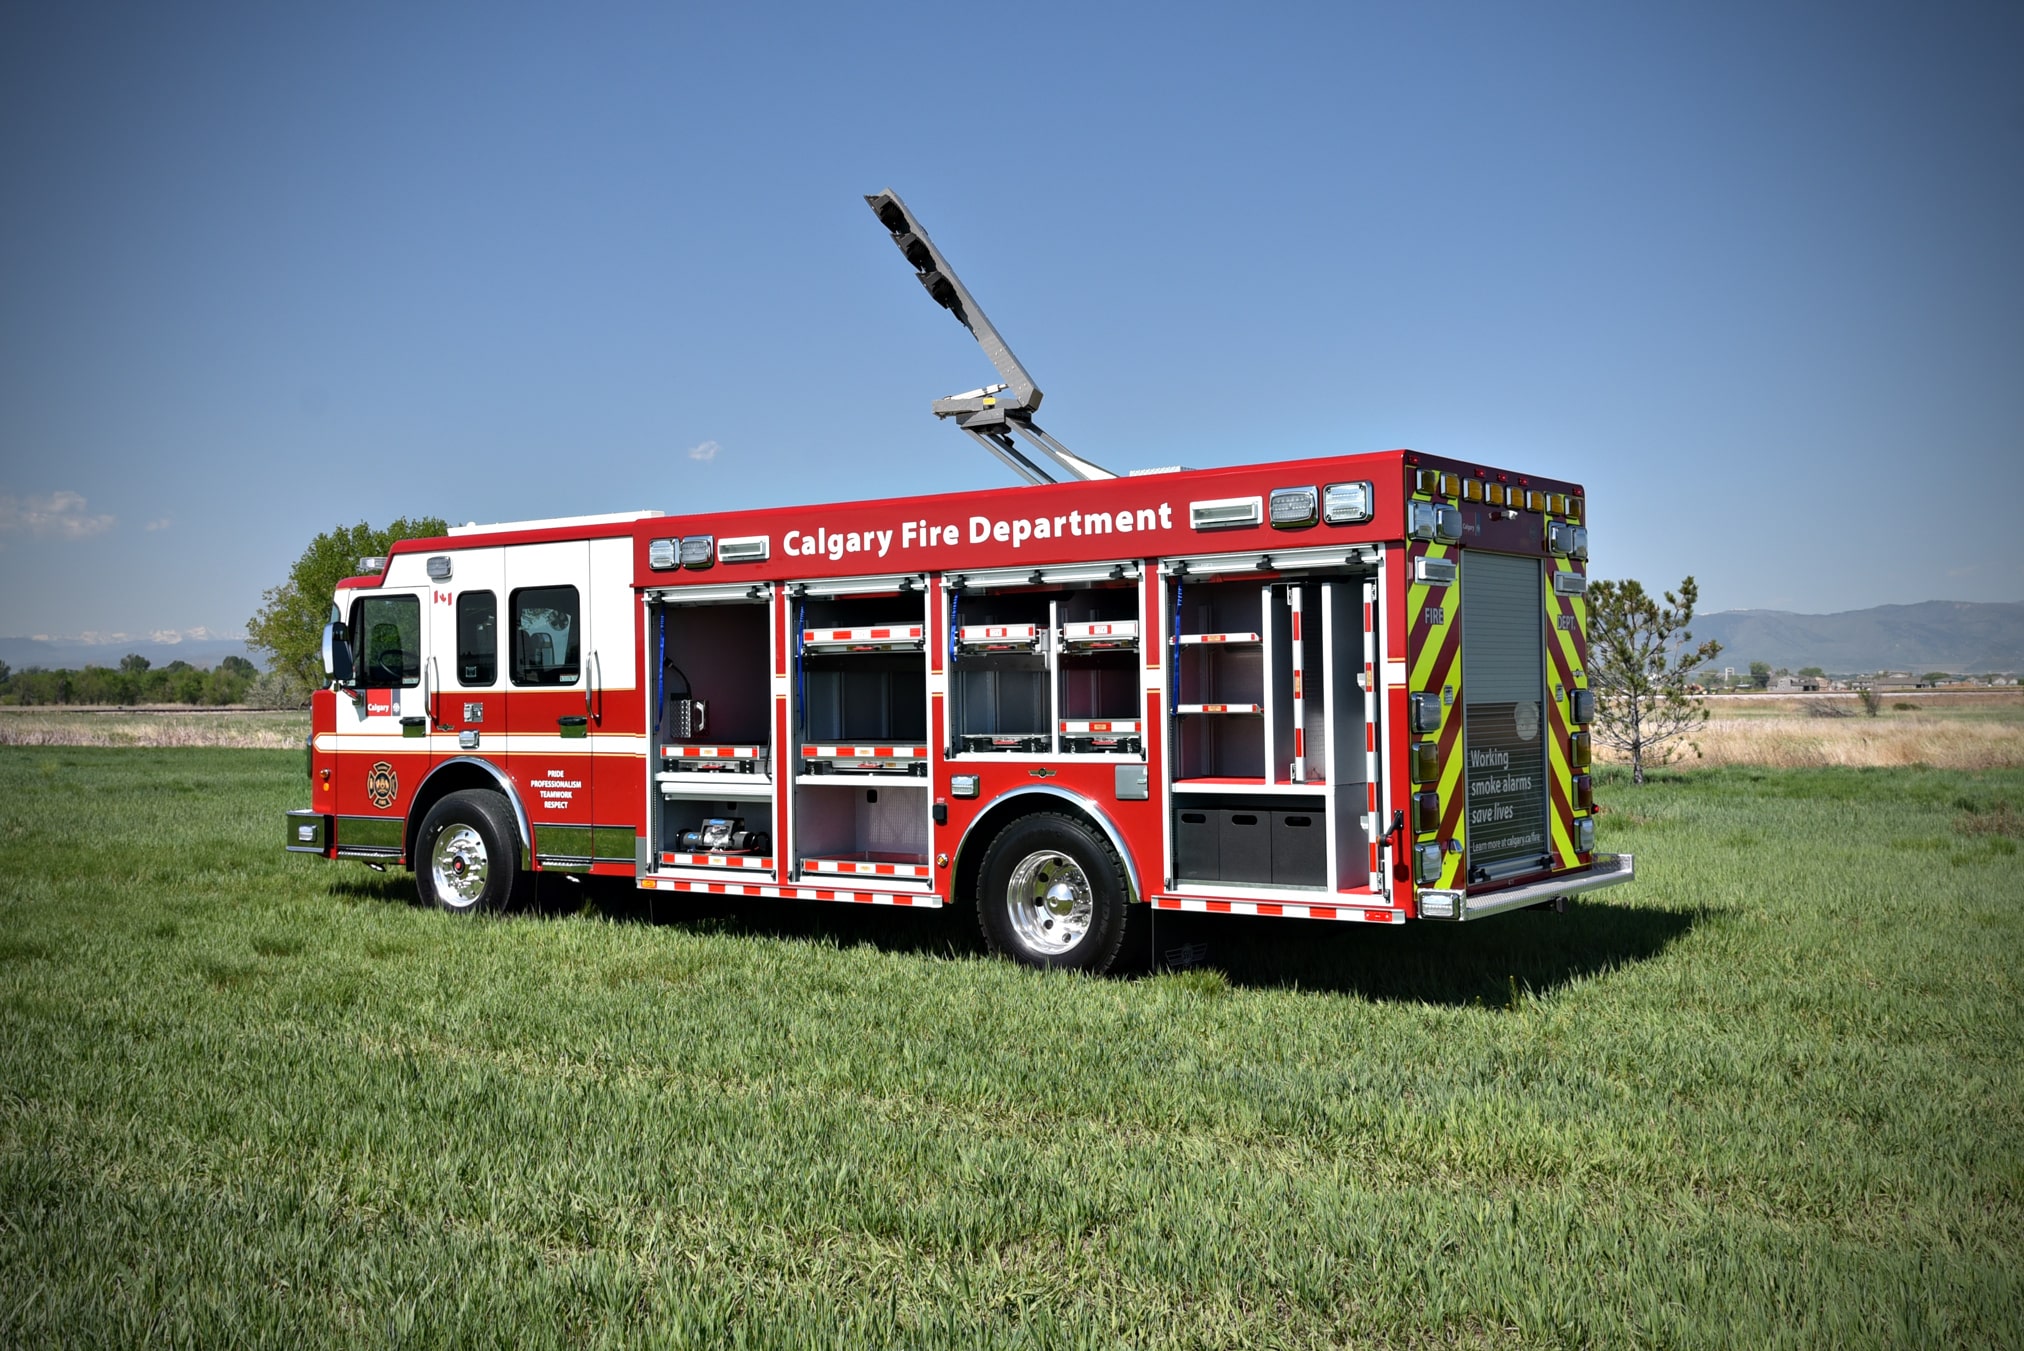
left=1691, top=601, right=2024, bottom=674
left=0, top=635, right=260, bottom=672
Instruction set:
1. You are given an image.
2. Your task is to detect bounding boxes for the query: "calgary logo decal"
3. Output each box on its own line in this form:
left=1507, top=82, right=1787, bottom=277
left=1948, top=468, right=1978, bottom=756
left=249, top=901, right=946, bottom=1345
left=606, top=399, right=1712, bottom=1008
left=366, top=761, right=399, bottom=810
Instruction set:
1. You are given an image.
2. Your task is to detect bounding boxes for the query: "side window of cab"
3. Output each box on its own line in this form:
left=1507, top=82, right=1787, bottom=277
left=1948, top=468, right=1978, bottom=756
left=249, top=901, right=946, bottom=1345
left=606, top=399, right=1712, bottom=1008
left=350, top=594, right=421, bottom=688
left=457, top=591, right=497, bottom=686
left=511, top=586, right=579, bottom=686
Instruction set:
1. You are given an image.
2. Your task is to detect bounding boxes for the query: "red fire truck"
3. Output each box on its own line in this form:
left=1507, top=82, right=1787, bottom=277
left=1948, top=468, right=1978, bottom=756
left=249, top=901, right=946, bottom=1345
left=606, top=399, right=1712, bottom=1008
left=284, top=192, right=1633, bottom=970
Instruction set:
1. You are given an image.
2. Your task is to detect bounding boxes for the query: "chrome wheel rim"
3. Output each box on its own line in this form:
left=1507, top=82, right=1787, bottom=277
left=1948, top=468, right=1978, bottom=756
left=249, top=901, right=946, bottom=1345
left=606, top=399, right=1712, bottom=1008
left=1005, top=849, right=1093, bottom=956
left=431, top=824, right=490, bottom=909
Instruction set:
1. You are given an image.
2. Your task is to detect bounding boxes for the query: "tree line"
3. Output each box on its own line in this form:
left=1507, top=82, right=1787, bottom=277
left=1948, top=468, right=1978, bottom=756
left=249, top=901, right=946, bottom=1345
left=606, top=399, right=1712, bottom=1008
left=0, top=653, right=282, bottom=707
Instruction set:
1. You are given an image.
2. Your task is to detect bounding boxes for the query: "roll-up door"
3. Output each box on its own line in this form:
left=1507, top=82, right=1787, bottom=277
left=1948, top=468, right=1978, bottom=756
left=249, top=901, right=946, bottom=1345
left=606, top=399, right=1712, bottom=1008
left=1462, top=552, right=1548, bottom=880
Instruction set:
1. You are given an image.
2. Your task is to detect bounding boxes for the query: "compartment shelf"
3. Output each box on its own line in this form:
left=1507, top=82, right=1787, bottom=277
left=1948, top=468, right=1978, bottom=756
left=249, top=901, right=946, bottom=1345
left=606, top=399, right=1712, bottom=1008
left=1173, top=778, right=1325, bottom=794
left=802, top=624, right=925, bottom=652
left=800, top=852, right=932, bottom=880
left=1176, top=632, right=1261, bottom=645
left=658, top=851, right=774, bottom=871
left=1176, top=703, right=1263, bottom=714
left=956, top=623, right=1044, bottom=653
left=800, top=743, right=929, bottom=774
left=1059, top=620, right=1139, bottom=649
left=657, top=772, right=774, bottom=799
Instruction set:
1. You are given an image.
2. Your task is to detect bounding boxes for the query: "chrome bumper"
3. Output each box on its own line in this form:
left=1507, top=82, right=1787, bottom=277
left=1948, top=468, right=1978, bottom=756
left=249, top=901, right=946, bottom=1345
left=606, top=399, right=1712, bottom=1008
left=1417, top=852, right=1635, bottom=921
left=284, top=809, right=328, bottom=854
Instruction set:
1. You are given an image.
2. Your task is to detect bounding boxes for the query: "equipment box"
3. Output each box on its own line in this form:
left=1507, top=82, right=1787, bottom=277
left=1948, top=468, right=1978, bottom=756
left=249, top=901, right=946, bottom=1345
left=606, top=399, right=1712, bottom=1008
left=1174, top=808, right=1219, bottom=881
left=1271, top=810, right=1325, bottom=886
left=1173, top=802, right=1326, bottom=887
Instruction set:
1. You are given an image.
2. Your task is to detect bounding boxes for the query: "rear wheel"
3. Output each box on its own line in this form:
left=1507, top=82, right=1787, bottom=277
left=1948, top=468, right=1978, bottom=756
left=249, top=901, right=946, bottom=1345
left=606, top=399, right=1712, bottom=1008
left=976, top=813, right=1132, bottom=973
left=414, top=790, right=524, bottom=914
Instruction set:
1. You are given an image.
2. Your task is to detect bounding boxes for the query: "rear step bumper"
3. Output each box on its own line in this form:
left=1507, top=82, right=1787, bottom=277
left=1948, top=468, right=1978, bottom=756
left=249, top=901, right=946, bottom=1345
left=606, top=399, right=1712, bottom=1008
left=1418, top=853, right=1635, bottom=921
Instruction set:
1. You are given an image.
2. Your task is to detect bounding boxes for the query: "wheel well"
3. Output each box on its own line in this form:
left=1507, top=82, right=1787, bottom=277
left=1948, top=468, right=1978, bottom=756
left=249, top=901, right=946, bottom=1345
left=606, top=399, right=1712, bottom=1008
left=406, top=760, right=529, bottom=865
left=953, top=790, right=1140, bottom=909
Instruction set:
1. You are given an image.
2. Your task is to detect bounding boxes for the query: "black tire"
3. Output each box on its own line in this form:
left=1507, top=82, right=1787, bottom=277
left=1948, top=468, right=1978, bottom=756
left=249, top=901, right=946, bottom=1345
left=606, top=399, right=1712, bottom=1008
left=975, top=813, right=1133, bottom=973
left=414, top=790, right=525, bottom=914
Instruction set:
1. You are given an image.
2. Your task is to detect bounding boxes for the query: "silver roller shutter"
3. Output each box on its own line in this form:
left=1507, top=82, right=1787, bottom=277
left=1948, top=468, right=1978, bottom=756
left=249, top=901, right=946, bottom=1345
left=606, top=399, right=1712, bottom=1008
left=1462, top=553, right=1549, bottom=879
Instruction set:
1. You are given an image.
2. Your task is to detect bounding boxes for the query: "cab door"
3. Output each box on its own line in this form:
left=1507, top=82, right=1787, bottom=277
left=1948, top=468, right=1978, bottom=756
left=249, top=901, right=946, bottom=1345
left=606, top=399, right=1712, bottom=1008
left=503, top=541, right=596, bottom=867
left=334, top=587, right=432, bottom=856
left=428, top=547, right=507, bottom=770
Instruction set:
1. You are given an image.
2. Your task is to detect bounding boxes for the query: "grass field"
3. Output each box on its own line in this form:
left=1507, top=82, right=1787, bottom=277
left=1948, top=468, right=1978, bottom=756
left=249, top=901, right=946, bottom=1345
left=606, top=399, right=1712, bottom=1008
left=2, top=749, right=2021, bottom=1346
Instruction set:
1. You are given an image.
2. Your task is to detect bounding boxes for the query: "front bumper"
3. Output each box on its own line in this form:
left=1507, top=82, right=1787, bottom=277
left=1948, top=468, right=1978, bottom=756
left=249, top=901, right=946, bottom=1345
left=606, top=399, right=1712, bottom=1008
left=1416, top=852, right=1635, bottom=921
left=284, top=809, right=328, bottom=854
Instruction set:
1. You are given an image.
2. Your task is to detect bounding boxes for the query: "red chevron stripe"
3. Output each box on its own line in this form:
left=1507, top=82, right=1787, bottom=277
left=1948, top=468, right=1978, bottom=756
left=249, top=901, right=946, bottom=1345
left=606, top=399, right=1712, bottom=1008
left=1420, top=615, right=1462, bottom=697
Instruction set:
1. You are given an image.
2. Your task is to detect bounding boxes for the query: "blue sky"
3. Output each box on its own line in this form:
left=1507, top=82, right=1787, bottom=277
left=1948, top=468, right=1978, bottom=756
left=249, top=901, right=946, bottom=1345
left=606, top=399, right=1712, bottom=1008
left=2, top=1, right=2018, bottom=648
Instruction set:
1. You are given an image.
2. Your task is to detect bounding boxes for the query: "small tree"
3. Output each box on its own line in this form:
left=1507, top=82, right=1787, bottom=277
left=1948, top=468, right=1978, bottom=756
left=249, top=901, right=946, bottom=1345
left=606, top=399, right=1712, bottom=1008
left=1749, top=661, right=1771, bottom=690
left=1588, top=575, right=1724, bottom=785
left=248, top=517, right=448, bottom=693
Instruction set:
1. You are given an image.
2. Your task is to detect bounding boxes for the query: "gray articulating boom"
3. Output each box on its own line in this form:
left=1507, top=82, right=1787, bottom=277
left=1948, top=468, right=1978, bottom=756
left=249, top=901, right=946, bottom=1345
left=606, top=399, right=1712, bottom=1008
left=866, top=189, right=1115, bottom=485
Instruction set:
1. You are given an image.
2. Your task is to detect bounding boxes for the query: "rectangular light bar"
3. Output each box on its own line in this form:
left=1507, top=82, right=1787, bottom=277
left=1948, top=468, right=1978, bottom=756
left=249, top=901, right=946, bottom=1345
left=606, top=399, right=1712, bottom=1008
left=1414, top=557, right=1457, bottom=586
left=1553, top=572, right=1588, bottom=597
left=718, top=535, right=769, bottom=564
left=1268, top=486, right=1318, bottom=529
left=1190, top=496, right=1263, bottom=530
left=1322, top=481, right=1372, bottom=524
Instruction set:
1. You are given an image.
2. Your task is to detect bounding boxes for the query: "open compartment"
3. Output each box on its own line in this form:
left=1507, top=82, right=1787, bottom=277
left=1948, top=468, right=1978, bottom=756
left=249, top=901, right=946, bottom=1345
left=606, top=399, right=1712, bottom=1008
left=797, top=591, right=928, bottom=771
left=652, top=595, right=773, bottom=774
left=949, top=589, right=1051, bottom=753
left=655, top=793, right=776, bottom=872
left=1173, top=580, right=1266, bottom=781
left=794, top=781, right=931, bottom=880
left=1172, top=794, right=1327, bottom=888
left=1056, top=585, right=1142, bottom=753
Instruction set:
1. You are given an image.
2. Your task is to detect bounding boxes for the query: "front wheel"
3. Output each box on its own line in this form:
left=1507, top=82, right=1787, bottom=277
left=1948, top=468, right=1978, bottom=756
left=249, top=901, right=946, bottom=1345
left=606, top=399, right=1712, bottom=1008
left=976, top=813, right=1132, bottom=973
left=414, top=790, right=524, bottom=914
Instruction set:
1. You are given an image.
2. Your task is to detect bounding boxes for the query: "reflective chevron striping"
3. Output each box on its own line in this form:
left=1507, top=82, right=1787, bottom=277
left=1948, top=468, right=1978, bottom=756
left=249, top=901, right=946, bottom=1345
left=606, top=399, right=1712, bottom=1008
left=1406, top=529, right=1467, bottom=890
left=1546, top=556, right=1590, bottom=867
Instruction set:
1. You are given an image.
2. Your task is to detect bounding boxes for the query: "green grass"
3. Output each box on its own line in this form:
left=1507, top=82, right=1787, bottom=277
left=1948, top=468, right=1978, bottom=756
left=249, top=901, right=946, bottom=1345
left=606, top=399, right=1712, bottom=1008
left=2, top=749, right=2020, bottom=1347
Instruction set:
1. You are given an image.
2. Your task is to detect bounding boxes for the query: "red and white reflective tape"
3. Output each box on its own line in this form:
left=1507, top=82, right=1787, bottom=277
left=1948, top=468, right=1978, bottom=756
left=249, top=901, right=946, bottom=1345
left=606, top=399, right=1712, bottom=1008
left=803, top=626, right=923, bottom=643
left=659, top=852, right=773, bottom=870
left=802, top=857, right=930, bottom=878
left=1060, top=620, right=1138, bottom=643
left=1152, top=896, right=1403, bottom=923
left=1060, top=719, right=1141, bottom=733
left=1175, top=703, right=1263, bottom=715
left=1177, top=631, right=1261, bottom=645
left=640, top=877, right=944, bottom=907
left=801, top=744, right=928, bottom=759
left=957, top=623, right=1039, bottom=645
left=661, top=744, right=764, bottom=760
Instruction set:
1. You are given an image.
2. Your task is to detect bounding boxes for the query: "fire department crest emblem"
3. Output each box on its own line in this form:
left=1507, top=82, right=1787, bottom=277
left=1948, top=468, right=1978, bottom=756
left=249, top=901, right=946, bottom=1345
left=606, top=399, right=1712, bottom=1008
left=366, top=761, right=398, bottom=810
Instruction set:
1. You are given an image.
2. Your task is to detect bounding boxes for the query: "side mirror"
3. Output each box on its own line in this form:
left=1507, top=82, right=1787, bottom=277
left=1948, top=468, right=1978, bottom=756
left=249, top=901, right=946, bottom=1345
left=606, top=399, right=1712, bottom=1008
left=323, top=620, right=354, bottom=687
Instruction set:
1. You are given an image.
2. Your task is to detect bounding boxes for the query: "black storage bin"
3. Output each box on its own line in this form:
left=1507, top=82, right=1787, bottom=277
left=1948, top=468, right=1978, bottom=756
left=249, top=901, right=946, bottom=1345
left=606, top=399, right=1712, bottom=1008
left=1271, top=811, right=1326, bottom=886
left=1174, top=809, right=1219, bottom=881
left=1217, top=809, right=1273, bottom=885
